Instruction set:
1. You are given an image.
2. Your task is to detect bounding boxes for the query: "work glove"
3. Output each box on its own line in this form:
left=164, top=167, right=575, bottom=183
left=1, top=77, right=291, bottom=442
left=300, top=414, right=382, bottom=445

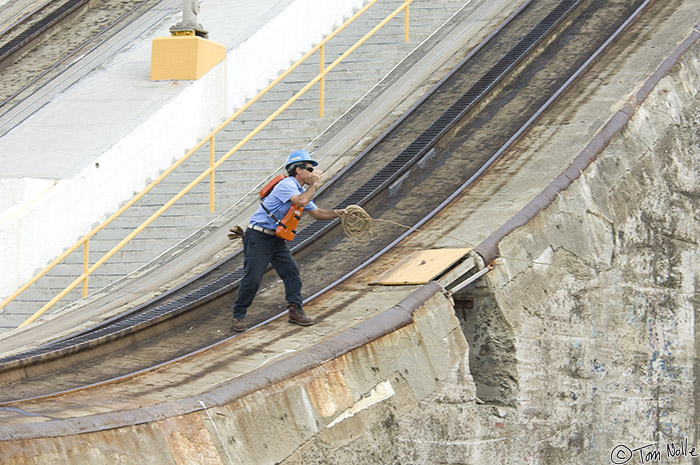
left=228, top=225, right=245, bottom=240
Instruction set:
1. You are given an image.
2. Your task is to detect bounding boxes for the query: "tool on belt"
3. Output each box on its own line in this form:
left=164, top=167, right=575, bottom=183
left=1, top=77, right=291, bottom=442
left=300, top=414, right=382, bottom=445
left=259, top=174, right=304, bottom=241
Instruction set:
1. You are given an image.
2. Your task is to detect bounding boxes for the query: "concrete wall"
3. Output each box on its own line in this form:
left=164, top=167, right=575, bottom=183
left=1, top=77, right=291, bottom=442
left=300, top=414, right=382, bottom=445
left=1, top=8, right=697, bottom=465
left=0, top=283, right=474, bottom=464
left=478, top=37, right=700, bottom=463
left=0, top=0, right=364, bottom=300
left=282, top=32, right=700, bottom=465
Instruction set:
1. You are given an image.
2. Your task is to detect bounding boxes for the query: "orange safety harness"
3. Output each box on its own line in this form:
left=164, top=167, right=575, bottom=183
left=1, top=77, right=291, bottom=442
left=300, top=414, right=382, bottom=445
left=259, top=174, right=304, bottom=241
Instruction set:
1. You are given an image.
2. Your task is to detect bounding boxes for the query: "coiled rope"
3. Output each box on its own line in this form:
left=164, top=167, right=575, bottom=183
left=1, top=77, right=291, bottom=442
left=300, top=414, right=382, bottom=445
left=341, top=205, right=374, bottom=242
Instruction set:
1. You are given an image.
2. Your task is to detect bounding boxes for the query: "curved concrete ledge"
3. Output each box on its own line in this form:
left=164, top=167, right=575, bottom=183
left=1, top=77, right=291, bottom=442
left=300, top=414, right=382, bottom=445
left=0, top=280, right=473, bottom=464
left=0, top=281, right=444, bottom=442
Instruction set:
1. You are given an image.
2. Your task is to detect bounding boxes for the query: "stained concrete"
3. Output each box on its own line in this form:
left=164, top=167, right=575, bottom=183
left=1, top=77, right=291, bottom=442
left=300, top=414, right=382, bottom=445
left=0, top=283, right=466, bottom=464
left=478, top=40, right=700, bottom=463
left=278, top=16, right=700, bottom=465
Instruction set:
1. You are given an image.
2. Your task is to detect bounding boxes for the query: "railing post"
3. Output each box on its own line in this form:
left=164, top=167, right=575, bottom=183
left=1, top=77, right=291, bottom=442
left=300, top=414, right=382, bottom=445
left=319, top=43, right=325, bottom=118
left=209, top=137, right=215, bottom=213
left=404, top=0, right=410, bottom=42
left=82, top=239, right=89, bottom=297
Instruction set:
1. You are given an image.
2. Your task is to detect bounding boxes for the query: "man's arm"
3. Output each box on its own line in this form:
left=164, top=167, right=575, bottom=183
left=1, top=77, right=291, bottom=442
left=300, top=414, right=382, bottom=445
left=307, top=208, right=346, bottom=221
left=289, top=171, right=321, bottom=207
left=289, top=183, right=317, bottom=207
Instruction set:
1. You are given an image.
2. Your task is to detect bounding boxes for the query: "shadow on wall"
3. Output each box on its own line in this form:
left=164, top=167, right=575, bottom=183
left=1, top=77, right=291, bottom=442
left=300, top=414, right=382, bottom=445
left=453, top=283, right=519, bottom=407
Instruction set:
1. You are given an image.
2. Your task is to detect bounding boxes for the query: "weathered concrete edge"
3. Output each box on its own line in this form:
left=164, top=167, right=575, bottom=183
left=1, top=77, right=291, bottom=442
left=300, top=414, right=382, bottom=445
left=475, top=22, right=700, bottom=264
left=0, top=281, right=444, bottom=441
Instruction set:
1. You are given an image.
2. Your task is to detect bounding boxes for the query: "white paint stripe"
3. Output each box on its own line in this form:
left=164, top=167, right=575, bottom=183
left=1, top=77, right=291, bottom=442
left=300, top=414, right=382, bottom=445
left=199, top=400, right=235, bottom=465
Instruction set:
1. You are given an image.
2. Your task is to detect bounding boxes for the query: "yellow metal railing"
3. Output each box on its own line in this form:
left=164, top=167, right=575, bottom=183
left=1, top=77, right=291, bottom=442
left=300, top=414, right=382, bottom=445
left=2, top=0, right=413, bottom=327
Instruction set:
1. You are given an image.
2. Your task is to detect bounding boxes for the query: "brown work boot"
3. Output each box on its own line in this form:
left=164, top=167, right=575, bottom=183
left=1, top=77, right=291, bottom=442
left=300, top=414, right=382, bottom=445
left=232, top=318, right=247, bottom=332
left=287, top=303, right=313, bottom=326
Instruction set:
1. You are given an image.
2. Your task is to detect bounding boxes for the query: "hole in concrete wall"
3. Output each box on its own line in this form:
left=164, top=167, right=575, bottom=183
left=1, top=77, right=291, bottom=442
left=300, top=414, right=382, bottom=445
left=453, top=283, right=518, bottom=407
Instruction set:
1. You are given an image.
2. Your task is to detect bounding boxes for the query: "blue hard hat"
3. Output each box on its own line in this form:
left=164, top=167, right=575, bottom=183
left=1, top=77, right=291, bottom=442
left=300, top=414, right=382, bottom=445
left=285, top=150, right=318, bottom=169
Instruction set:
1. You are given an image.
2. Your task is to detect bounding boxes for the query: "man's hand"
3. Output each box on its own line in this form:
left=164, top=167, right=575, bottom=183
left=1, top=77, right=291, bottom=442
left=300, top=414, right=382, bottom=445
left=308, top=169, right=322, bottom=187
left=290, top=168, right=322, bottom=207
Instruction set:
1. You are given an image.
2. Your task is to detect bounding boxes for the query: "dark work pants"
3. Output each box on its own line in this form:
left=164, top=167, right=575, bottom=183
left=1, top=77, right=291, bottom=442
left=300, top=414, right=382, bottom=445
left=232, top=229, right=303, bottom=320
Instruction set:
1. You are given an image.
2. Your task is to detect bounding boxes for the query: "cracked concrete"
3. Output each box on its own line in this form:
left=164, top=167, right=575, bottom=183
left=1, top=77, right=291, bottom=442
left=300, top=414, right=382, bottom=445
left=276, top=13, right=700, bottom=465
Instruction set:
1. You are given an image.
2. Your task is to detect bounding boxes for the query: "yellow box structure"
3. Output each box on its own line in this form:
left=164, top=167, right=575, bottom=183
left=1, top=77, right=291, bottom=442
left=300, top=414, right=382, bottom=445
left=150, top=35, right=225, bottom=81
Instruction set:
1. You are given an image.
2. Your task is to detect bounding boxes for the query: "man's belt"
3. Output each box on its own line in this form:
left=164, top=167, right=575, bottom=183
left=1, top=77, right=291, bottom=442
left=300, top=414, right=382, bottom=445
left=248, top=224, right=276, bottom=236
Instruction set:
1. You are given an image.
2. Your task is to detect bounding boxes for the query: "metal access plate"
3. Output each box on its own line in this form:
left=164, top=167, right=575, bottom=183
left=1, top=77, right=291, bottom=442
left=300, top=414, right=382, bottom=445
left=371, top=248, right=472, bottom=285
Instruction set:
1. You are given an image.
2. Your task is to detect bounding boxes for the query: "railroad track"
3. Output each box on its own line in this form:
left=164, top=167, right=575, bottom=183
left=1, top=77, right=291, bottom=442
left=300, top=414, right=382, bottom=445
left=0, top=0, right=89, bottom=67
left=0, top=0, right=165, bottom=116
left=0, top=0, right=653, bottom=406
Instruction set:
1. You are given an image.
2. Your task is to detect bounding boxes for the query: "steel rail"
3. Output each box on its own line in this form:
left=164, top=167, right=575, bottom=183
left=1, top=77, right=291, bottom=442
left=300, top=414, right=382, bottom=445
left=308, top=0, right=655, bottom=302
left=0, top=0, right=654, bottom=407
left=0, top=0, right=54, bottom=38
left=0, top=0, right=413, bottom=323
left=0, top=0, right=88, bottom=65
left=0, top=0, right=523, bottom=358
left=0, top=0, right=582, bottom=371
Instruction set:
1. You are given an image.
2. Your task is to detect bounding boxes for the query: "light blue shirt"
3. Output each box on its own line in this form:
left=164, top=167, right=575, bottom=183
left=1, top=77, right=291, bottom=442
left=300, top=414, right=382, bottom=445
left=249, top=177, right=317, bottom=230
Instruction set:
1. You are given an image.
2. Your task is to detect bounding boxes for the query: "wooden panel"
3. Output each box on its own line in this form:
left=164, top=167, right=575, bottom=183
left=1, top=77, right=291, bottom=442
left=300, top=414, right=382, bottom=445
left=371, top=248, right=471, bottom=285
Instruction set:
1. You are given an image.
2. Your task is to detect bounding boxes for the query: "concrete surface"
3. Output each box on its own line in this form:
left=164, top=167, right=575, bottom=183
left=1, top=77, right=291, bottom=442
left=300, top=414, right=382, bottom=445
left=0, top=0, right=361, bottom=304
left=0, top=283, right=467, bottom=464
left=463, top=36, right=699, bottom=463
left=0, top=0, right=495, bottom=331
left=0, top=0, right=523, bottom=338
left=0, top=0, right=697, bottom=463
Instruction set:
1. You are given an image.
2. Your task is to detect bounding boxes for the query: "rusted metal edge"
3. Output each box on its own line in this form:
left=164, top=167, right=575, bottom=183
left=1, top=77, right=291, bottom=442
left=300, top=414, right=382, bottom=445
left=476, top=23, right=700, bottom=265
left=0, top=281, right=444, bottom=441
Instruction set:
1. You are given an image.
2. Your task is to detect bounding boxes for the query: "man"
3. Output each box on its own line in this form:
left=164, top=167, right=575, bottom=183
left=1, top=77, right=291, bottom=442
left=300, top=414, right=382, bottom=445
left=232, top=150, right=346, bottom=332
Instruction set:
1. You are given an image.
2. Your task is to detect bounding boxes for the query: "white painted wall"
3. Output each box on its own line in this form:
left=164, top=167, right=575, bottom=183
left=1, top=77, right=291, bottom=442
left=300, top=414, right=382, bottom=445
left=0, top=0, right=364, bottom=300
